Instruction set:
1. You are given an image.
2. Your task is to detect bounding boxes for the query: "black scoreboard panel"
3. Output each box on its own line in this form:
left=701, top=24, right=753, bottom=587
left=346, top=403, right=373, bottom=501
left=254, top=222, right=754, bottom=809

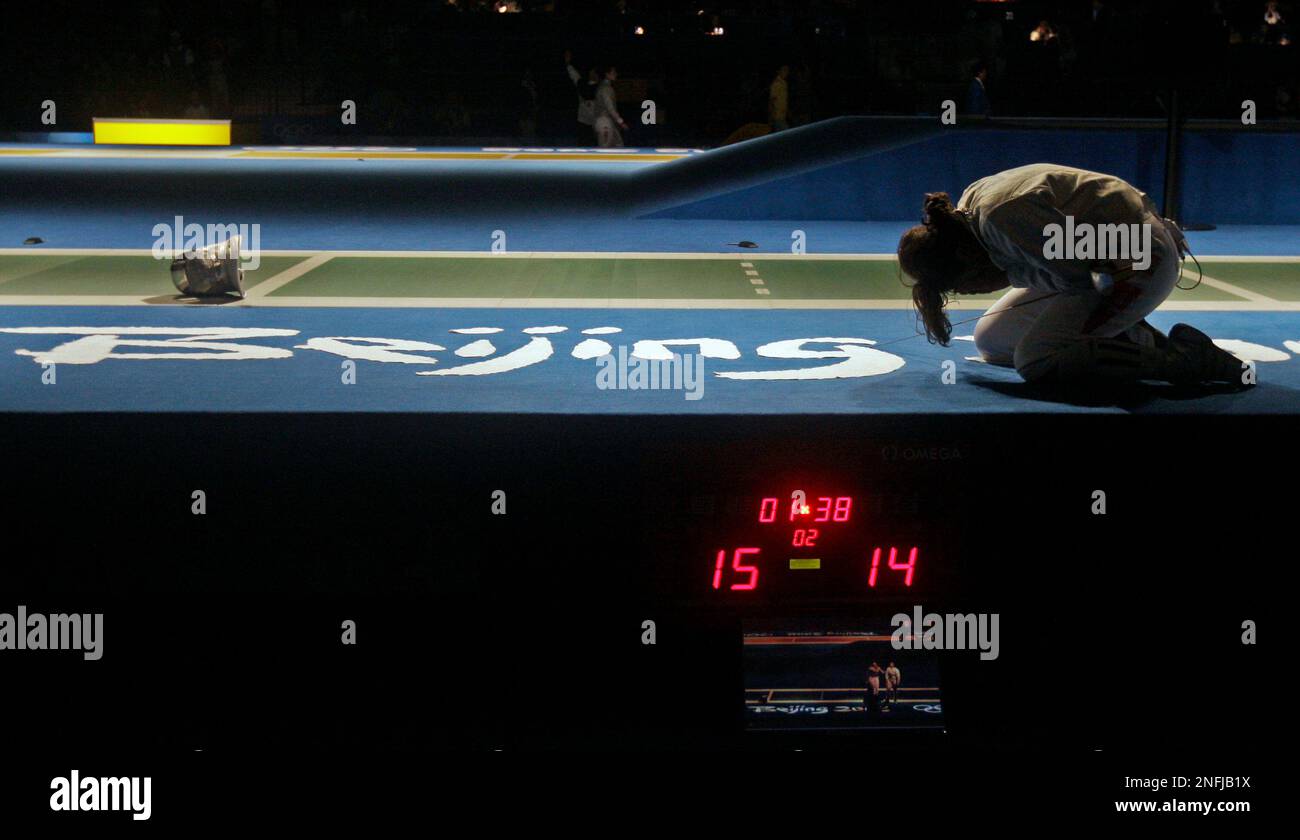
left=0, top=413, right=1276, bottom=751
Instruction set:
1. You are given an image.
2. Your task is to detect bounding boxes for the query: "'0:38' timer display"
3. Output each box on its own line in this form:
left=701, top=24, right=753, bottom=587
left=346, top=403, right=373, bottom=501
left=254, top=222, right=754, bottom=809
left=709, top=490, right=922, bottom=598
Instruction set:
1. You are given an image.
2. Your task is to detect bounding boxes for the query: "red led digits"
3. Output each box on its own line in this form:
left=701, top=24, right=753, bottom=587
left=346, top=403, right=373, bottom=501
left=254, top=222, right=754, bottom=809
left=893, top=545, right=918, bottom=586
left=732, top=548, right=760, bottom=590
left=767, top=493, right=852, bottom=522
left=814, top=496, right=853, bottom=522
left=712, top=547, right=761, bottom=591
left=868, top=546, right=918, bottom=588
left=791, top=529, right=819, bottom=547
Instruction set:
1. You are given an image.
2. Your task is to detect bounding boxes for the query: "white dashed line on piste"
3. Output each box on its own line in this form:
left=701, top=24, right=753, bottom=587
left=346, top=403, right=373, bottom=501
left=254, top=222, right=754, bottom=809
left=741, top=261, right=767, bottom=298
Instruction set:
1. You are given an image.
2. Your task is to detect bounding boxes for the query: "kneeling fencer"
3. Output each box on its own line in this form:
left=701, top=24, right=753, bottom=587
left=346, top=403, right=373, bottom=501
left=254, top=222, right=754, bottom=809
left=897, top=163, right=1248, bottom=386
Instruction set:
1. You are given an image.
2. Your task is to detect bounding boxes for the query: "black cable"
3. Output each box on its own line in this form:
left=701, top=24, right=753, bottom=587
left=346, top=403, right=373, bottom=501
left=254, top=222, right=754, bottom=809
left=1177, top=248, right=1204, bottom=291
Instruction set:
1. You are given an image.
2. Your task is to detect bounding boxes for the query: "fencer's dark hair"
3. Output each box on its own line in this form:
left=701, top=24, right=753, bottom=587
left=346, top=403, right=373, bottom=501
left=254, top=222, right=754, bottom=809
left=896, top=191, right=981, bottom=346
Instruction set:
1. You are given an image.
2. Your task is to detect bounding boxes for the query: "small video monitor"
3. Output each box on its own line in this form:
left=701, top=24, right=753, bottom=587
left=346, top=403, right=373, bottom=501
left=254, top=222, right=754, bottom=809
left=743, top=619, right=944, bottom=732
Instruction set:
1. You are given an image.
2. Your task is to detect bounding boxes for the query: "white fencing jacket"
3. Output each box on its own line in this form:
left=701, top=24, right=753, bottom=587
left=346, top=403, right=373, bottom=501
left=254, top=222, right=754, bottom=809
left=957, top=163, right=1161, bottom=294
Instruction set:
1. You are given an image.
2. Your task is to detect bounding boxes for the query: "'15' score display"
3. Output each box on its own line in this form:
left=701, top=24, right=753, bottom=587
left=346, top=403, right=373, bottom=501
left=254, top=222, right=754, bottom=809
left=710, top=491, right=920, bottom=597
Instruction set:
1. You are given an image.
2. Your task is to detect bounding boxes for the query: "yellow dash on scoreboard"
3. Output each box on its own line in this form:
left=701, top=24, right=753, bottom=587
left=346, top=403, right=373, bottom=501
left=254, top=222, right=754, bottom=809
left=789, top=558, right=821, bottom=570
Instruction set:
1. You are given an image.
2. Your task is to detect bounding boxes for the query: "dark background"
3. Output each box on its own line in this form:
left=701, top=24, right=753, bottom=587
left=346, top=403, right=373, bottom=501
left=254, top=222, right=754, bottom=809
left=0, top=411, right=1273, bottom=820
left=2, top=0, right=1298, bottom=145
left=0, top=411, right=1272, bottom=751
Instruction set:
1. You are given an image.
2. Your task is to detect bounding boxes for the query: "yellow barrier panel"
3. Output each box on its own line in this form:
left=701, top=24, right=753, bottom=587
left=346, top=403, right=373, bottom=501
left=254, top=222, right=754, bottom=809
left=93, top=118, right=232, bottom=146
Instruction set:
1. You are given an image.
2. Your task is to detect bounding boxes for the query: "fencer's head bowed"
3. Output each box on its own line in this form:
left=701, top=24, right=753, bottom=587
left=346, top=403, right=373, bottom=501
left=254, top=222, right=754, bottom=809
left=897, top=192, right=974, bottom=345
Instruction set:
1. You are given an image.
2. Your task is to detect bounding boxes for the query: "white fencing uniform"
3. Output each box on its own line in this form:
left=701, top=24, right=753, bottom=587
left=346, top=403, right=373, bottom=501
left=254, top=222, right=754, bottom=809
left=961, top=164, right=1185, bottom=380
left=593, top=80, right=624, bottom=148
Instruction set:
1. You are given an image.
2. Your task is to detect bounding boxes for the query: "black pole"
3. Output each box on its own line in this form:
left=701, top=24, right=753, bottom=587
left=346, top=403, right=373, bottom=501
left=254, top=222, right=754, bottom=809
left=1160, top=85, right=1216, bottom=230
left=1161, top=86, right=1181, bottom=221
left=1159, top=3, right=1215, bottom=231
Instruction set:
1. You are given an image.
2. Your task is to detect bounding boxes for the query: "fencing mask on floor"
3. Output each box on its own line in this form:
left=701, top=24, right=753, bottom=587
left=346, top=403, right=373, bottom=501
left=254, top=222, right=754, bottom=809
left=170, top=234, right=245, bottom=298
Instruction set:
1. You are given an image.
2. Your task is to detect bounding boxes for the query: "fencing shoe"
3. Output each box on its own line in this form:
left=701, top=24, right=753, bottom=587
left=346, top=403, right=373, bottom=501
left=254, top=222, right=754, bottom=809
left=1166, top=323, right=1252, bottom=386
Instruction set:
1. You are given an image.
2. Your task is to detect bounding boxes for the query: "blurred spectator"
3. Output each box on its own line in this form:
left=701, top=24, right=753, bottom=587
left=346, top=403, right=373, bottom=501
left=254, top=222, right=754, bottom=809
left=593, top=65, right=627, bottom=147
left=565, top=50, right=597, bottom=144
left=183, top=89, right=210, bottom=119
left=721, top=122, right=772, bottom=145
left=371, top=88, right=404, bottom=134
left=768, top=64, right=790, bottom=131
left=519, top=68, right=539, bottom=138
left=1024, top=19, right=1063, bottom=112
left=340, top=3, right=366, bottom=31
left=1277, top=85, right=1297, bottom=116
left=965, top=61, right=990, bottom=115
left=433, top=92, right=471, bottom=135
left=203, top=37, right=230, bottom=117
left=131, top=90, right=160, bottom=118
left=1029, top=20, right=1058, bottom=43
left=1079, top=1, right=1115, bottom=81
left=259, top=0, right=281, bottom=61
left=137, top=0, right=164, bottom=61
left=1089, top=0, right=1112, bottom=27
left=789, top=62, right=813, bottom=126
left=1262, top=1, right=1291, bottom=45
left=162, top=30, right=195, bottom=96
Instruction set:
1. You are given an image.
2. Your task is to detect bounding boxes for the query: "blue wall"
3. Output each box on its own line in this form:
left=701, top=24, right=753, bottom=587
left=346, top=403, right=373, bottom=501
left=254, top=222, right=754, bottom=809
left=645, top=126, right=1300, bottom=225
left=4, top=120, right=1295, bottom=239
left=1179, top=132, right=1300, bottom=224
